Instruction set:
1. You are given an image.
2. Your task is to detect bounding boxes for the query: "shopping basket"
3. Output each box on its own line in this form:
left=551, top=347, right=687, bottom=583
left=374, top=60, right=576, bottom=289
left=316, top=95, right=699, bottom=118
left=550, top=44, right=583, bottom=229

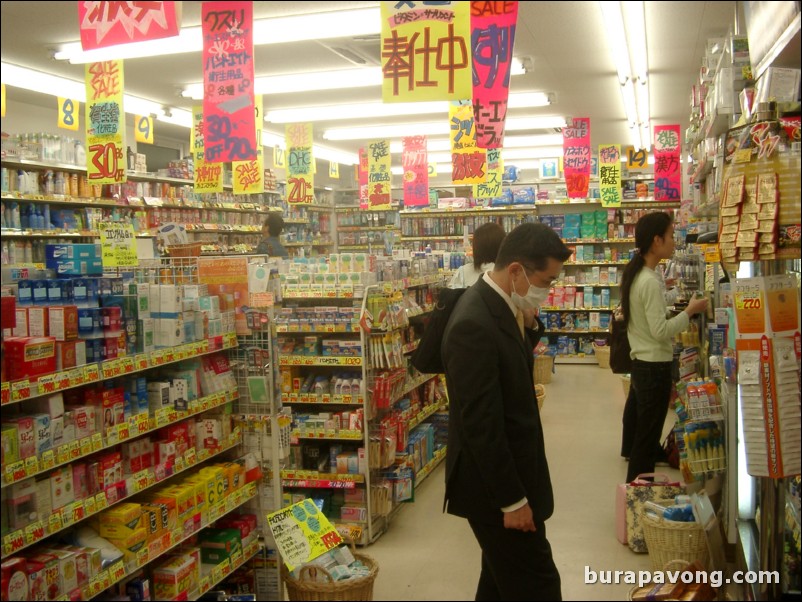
left=641, top=512, right=709, bottom=571
left=281, top=546, right=379, bottom=601
left=593, top=343, right=611, bottom=369
left=535, top=384, right=547, bottom=411
left=165, top=242, right=203, bottom=257
left=533, top=354, right=554, bottom=384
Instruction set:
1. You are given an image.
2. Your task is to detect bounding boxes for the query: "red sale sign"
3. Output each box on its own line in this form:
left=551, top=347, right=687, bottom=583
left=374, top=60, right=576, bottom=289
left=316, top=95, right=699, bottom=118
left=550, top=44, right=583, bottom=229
left=79, top=1, right=182, bottom=51
left=654, top=124, right=682, bottom=201
left=402, top=136, right=429, bottom=207
left=563, top=117, right=591, bottom=199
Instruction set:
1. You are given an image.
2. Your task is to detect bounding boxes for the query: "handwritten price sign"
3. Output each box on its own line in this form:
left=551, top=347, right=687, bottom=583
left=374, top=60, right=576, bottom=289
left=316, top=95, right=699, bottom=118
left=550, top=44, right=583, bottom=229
left=84, top=60, right=127, bottom=184
left=99, top=223, right=138, bottom=267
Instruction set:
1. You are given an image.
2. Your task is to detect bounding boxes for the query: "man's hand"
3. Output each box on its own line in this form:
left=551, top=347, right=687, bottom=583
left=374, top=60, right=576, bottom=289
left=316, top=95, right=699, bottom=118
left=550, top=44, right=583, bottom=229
left=521, top=307, right=537, bottom=329
left=503, top=504, right=537, bottom=532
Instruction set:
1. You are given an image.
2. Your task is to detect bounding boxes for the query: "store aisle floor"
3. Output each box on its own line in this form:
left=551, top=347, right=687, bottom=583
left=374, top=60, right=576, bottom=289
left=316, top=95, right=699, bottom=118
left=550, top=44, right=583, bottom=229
left=366, top=365, right=681, bottom=600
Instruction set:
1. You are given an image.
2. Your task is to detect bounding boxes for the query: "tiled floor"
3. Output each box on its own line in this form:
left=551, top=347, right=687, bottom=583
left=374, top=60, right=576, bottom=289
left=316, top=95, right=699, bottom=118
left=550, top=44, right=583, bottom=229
left=366, top=364, right=681, bottom=600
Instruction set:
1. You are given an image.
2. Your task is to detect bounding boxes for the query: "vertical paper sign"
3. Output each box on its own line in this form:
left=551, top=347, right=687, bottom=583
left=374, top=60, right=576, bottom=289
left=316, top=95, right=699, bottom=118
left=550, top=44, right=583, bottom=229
left=358, top=147, right=369, bottom=210
left=78, top=1, right=181, bottom=51
left=450, top=102, right=487, bottom=185
left=273, top=146, right=285, bottom=168
left=192, top=106, right=223, bottom=193
left=626, top=146, right=649, bottom=170
left=654, top=125, right=681, bottom=201
left=58, top=98, right=80, bottom=131
left=266, top=499, right=343, bottom=571
left=470, top=0, right=518, bottom=148
left=329, top=162, right=339, bottom=179
left=85, top=60, right=126, bottom=184
left=233, top=95, right=264, bottom=194
left=562, top=117, right=591, bottom=198
left=98, top=223, right=138, bottom=267
left=1, top=83, right=5, bottom=117
left=368, top=140, right=392, bottom=209
left=381, top=1, right=471, bottom=102
left=474, top=148, right=503, bottom=198
left=285, top=124, right=314, bottom=205
left=135, top=115, right=154, bottom=144
left=599, top=144, right=622, bottom=207
left=402, top=136, right=429, bottom=207
left=540, top=158, right=558, bottom=179
left=202, top=1, right=256, bottom=163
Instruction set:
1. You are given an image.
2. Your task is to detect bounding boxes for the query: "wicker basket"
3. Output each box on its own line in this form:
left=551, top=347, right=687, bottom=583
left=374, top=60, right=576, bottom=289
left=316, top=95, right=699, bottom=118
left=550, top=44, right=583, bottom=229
left=641, top=512, right=710, bottom=571
left=282, top=552, right=379, bottom=601
left=533, top=354, right=554, bottom=384
left=621, top=375, right=631, bottom=398
left=535, top=384, right=546, bottom=411
left=165, top=242, right=203, bottom=257
left=627, top=560, right=718, bottom=601
left=593, top=343, right=611, bottom=369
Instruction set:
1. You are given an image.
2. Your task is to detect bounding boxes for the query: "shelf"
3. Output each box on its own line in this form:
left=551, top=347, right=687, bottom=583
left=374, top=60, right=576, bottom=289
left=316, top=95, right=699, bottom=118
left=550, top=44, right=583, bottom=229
left=90, top=480, right=258, bottom=600
left=292, top=431, right=364, bottom=441
left=563, top=238, right=635, bottom=244
left=400, top=235, right=465, bottom=241
left=282, top=290, right=358, bottom=300
left=400, top=206, right=537, bottom=217
left=2, top=388, right=237, bottom=489
left=186, top=225, right=261, bottom=234
left=279, top=355, right=363, bottom=367
left=182, top=535, right=262, bottom=601
left=546, top=329, right=610, bottom=334
left=281, top=471, right=365, bottom=489
left=284, top=218, right=312, bottom=225
left=1, top=332, right=239, bottom=406
left=2, top=194, right=127, bottom=209
left=1, top=157, right=88, bottom=173
left=539, top=307, right=613, bottom=312
left=554, top=355, right=600, bottom=364
left=552, top=282, right=620, bottom=287
left=283, top=241, right=334, bottom=247
left=0, top=229, right=154, bottom=238
left=690, top=157, right=715, bottom=185
left=408, top=402, right=444, bottom=431
left=564, top=261, right=628, bottom=266
left=335, top=205, right=399, bottom=212
left=336, top=226, right=400, bottom=232
left=753, top=12, right=801, bottom=80
left=395, top=373, right=438, bottom=405
left=0, top=194, right=281, bottom=215
left=276, top=323, right=361, bottom=334
left=337, top=244, right=374, bottom=250
left=1, top=433, right=243, bottom=561
left=281, top=393, right=364, bottom=405
left=414, top=447, right=447, bottom=488
left=402, top=340, right=420, bottom=354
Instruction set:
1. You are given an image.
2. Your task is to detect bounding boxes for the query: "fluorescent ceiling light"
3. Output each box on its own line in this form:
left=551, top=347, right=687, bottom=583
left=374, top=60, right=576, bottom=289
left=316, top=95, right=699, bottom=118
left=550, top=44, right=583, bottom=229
left=620, top=79, right=638, bottom=129
left=265, top=91, right=551, bottom=123
left=183, top=58, right=525, bottom=100
left=55, top=8, right=382, bottom=64
left=640, top=122, right=651, bottom=152
left=260, top=130, right=358, bottom=164
left=157, top=108, right=193, bottom=128
left=599, top=1, right=631, bottom=85
left=324, top=116, right=567, bottom=141
left=626, top=1, right=649, bottom=82
left=388, top=134, right=563, bottom=154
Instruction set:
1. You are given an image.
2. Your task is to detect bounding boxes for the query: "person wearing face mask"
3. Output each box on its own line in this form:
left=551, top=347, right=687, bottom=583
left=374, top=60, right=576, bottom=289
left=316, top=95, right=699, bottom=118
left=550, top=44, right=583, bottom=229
left=441, top=222, right=571, bottom=601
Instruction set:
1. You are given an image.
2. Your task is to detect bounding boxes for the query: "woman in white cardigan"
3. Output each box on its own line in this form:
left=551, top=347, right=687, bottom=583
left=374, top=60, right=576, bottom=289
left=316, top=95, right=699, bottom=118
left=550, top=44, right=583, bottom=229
left=448, top=222, right=506, bottom=289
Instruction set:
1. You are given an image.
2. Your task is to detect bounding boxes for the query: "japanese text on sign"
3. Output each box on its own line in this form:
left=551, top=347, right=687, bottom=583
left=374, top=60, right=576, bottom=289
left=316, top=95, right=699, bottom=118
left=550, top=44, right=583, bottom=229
left=78, top=1, right=181, bottom=50
left=202, top=1, right=257, bottom=162
left=563, top=117, right=591, bottom=198
left=85, top=60, right=126, bottom=184
left=381, top=1, right=471, bottom=102
left=474, top=147, right=503, bottom=198
left=654, top=125, right=681, bottom=201
left=358, top=147, right=369, bottom=209
left=402, top=136, right=429, bottom=207
left=599, top=144, right=622, bottom=207
left=285, top=123, right=314, bottom=205
left=98, top=222, right=139, bottom=267
left=368, top=139, right=392, bottom=209
left=470, top=0, right=518, bottom=148
left=233, top=95, right=264, bottom=194
left=450, top=102, right=487, bottom=185
left=192, top=106, right=223, bottom=193
left=266, top=499, right=344, bottom=571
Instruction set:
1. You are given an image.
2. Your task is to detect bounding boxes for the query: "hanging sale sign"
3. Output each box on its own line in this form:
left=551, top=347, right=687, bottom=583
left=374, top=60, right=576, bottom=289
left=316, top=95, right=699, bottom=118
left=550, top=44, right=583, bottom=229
left=470, top=0, right=518, bottom=148
left=450, top=102, right=486, bottom=185
left=58, top=98, right=80, bottom=131
left=654, top=125, right=682, bottom=201
left=85, top=60, right=126, bottom=184
left=78, top=1, right=182, bottom=51
left=329, top=161, right=339, bottom=179
left=98, top=222, right=138, bottom=268
left=562, top=117, right=591, bottom=198
left=381, top=1, right=471, bottom=102
left=474, top=148, right=503, bottom=198
left=368, top=140, right=392, bottom=209
left=402, top=136, right=429, bottom=207
left=625, top=146, right=649, bottom=170
left=233, top=95, right=264, bottom=195
left=135, top=115, right=154, bottom=144
left=202, top=1, right=257, bottom=163
left=266, top=499, right=343, bottom=571
left=192, top=105, right=223, bottom=193
left=599, top=144, right=622, bottom=207
left=358, top=147, right=369, bottom=210
left=285, top=123, right=314, bottom=205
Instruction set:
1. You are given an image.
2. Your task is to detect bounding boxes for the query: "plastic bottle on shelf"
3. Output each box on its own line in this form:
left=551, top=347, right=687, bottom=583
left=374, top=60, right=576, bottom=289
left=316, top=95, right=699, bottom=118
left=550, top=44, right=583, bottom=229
left=20, top=203, right=31, bottom=229
left=8, top=240, right=17, bottom=264
left=23, top=241, right=33, bottom=264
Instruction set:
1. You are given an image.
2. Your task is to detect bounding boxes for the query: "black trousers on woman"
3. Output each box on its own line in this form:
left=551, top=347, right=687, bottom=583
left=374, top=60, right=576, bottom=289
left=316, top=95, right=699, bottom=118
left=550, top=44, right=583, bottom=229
left=621, top=359, right=673, bottom=482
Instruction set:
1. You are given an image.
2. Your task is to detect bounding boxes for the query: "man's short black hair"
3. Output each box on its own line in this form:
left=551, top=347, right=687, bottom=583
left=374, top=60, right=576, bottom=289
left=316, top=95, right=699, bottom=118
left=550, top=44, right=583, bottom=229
left=494, top=222, right=572, bottom=271
left=265, top=213, right=284, bottom=236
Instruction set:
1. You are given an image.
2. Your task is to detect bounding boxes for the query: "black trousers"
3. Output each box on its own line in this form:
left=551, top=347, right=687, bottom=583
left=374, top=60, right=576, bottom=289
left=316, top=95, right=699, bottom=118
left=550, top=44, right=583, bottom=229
left=467, top=518, right=561, bottom=601
left=622, top=359, right=673, bottom=482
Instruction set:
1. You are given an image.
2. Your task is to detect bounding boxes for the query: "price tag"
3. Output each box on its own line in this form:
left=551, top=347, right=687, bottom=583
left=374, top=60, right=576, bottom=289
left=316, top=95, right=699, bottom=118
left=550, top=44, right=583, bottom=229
left=49, top=512, right=63, bottom=533
left=174, top=457, right=185, bottom=473
left=117, top=422, right=130, bottom=441
left=102, top=360, right=115, bottom=380
left=25, top=455, right=39, bottom=477
left=184, top=448, right=197, bottom=466
left=84, top=495, right=97, bottom=515
left=92, top=432, right=104, bottom=452
left=69, top=368, right=83, bottom=387
left=220, top=560, right=232, bottom=577
left=167, top=410, right=178, bottom=424
left=231, top=548, right=243, bottom=566
left=136, top=546, right=148, bottom=567
left=25, top=520, right=45, bottom=545
left=211, top=565, right=223, bottom=585
left=150, top=350, right=164, bottom=366
left=84, top=364, right=100, bottom=383
left=11, top=379, right=32, bottom=402
left=80, top=437, right=93, bottom=457
left=164, top=349, right=176, bottom=363
left=95, top=492, right=109, bottom=511
left=101, top=568, right=112, bottom=589
left=133, top=470, right=149, bottom=492
left=38, top=374, right=57, bottom=394
left=3, top=531, right=24, bottom=556
left=200, top=577, right=211, bottom=594
left=71, top=501, right=86, bottom=524
left=136, top=417, right=150, bottom=435
left=135, top=354, right=149, bottom=371
left=69, top=440, right=81, bottom=459
left=1, top=383, right=10, bottom=405
left=89, top=577, right=102, bottom=597
left=121, top=357, right=135, bottom=374
left=106, top=426, right=119, bottom=446
left=41, top=449, right=56, bottom=471
left=56, top=444, right=71, bottom=465
left=109, top=561, right=126, bottom=583
left=156, top=408, right=170, bottom=427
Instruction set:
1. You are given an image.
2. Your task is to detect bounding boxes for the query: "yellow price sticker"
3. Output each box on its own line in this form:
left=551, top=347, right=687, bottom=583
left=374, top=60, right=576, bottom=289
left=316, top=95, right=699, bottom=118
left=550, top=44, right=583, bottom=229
left=57, top=445, right=71, bottom=465
left=41, top=449, right=56, bottom=470
left=174, top=457, right=185, bottom=473
left=25, top=521, right=45, bottom=545
left=185, top=448, right=197, bottom=466
left=92, top=432, right=104, bottom=452
left=95, top=492, right=108, bottom=511
left=211, top=565, right=223, bottom=584
left=80, top=436, right=93, bottom=457
left=109, top=561, right=126, bottom=583
left=3, top=531, right=24, bottom=556
left=25, top=455, right=39, bottom=476
left=84, top=495, right=97, bottom=515
left=135, top=354, right=149, bottom=371
left=121, top=357, right=135, bottom=374
left=84, top=364, right=100, bottom=382
left=11, top=380, right=32, bottom=402
left=117, top=422, right=130, bottom=441
left=49, top=512, right=63, bottom=533
left=136, top=547, right=148, bottom=567
left=68, top=368, right=83, bottom=387
left=69, top=440, right=81, bottom=459
left=200, top=577, right=211, bottom=594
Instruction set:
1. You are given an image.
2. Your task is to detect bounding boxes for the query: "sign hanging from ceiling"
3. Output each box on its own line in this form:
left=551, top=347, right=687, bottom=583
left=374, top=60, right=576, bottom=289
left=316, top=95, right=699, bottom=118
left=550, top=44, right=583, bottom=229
left=358, top=147, right=369, bottom=210
left=654, top=125, right=682, bottom=201
left=58, top=97, right=80, bottom=131
left=202, top=1, right=257, bottom=163
left=285, top=123, right=314, bottom=205
left=85, top=60, right=126, bottom=184
left=368, top=140, right=392, bottom=209
left=402, top=136, right=429, bottom=207
left=192, top=105, right=223, bottom=193
left=134, top=115, right=154, bottom=143
left=470, top=0, right=518, bottom=148
left=474, top=148, right=503, bottom=198
left=598, top=144, right=622, bottom=207
left=450, top=102, right=487, bottom=185
left=78, top=1, right=182, bottom=51
left=562, top=117, right=591, bottom=199
left=233, top=95, right=264, bottom=195
left=381, top=1, right=471, bottom=102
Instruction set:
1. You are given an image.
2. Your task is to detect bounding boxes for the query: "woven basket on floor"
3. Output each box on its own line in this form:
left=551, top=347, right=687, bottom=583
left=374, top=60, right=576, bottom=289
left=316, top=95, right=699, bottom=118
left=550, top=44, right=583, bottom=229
left=621, top=375, right=631, bottom=398
left=641, top=513, right=710, bottom=572
left=282, top=552, right=379, bottom=601
left=593, top=343, right=610, bottom=369
left=533, top=354, right=554, bottom=384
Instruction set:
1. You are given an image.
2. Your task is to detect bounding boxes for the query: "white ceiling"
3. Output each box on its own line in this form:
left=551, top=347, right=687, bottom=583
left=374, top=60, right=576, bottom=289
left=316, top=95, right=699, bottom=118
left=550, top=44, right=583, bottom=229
left=0, top=1, right=740, bottom=158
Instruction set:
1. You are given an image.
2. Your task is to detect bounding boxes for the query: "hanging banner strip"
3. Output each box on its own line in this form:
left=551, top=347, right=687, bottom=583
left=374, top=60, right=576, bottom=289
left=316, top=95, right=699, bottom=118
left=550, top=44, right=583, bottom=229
left=368, top=140, right=392, bottom=209
left=654, top=125, right=682, bottom=201
left=85, top=60, right=126, bottom=184
left=285, top=123, right=314, bottom=204
left=470, top=0, right=518, bottom=148
left=599, top=144, right=622, bottom=207
left=562, top=117, right=591, bottom=198
left=58, top=98, right=80, bottom=131
left=450, top=102, right=486, bottom=185
left=402, top=136, right=429, bottom=207
left=233, top=95, right=264, bottom=194
left=202, top=1, right=257, bottom=163
left=79, top=1, right=182, bottom=51
left=192, top=105, right=223, bottom=193
left=358, top=147, right=369, bottom=210
left=473, top=148, right=503, bottom=198
left=381, top=1, right=471, bottom=102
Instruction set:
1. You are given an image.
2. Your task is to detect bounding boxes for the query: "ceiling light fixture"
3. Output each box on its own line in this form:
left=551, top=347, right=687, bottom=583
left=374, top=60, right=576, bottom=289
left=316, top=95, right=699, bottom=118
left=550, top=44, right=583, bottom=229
left=387, top=134, right=563, bottom=154
left=259, top=130, right=358, bottom=165
left=55, top=7, right=382, bottom=64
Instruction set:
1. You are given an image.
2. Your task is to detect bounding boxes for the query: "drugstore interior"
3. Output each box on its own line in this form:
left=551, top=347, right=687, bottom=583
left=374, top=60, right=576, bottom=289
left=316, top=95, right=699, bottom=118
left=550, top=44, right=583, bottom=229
left=0, top=1, right=800, bottom=601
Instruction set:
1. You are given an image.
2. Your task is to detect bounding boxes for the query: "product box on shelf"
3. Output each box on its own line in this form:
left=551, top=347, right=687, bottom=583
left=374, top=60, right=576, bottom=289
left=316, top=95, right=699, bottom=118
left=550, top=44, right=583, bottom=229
left=26, top=307, right=48, bottom=337
left=152, top=554, right=196, bottom=600
left=4, top=336, right=56, bottom=380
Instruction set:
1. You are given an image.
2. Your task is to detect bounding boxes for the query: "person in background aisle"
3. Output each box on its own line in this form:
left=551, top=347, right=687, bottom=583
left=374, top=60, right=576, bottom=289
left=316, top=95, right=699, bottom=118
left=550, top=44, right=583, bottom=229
left=442, top=222, right=571, bottom=601
left=448, top=222, right=506, bottom=289
left=620, top=213, right=707, bottom=482
left=256, top=213, right=289, bottom=258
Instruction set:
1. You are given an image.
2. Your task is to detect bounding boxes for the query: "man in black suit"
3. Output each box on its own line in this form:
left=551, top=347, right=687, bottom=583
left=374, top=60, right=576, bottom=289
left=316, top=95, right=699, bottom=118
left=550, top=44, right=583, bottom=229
left=442, top=222, right=571, bottom=601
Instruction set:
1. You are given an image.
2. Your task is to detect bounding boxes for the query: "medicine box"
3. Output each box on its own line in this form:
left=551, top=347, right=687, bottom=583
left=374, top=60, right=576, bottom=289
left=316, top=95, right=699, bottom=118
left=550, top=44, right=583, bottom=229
left=198, top=529, right=242, bottom=564
left=48, top=306, right=79, bottom=341
left=27, top=307, right=48, bottom=337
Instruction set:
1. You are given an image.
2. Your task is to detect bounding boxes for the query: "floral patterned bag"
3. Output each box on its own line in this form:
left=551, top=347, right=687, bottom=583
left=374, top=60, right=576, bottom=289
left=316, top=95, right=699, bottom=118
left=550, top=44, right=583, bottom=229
left=625, top=473, right=684, bottom=553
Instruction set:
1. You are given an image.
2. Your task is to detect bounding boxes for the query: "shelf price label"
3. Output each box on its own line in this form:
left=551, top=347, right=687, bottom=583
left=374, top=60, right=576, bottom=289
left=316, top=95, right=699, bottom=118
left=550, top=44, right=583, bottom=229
left=49, top=512, right=63, bottom=534
left=109, top=561, right=126, bottom=584
left=83, top=364, right=100, bottom=383
left=136, top=547, right=148, bottom=568
left=95, top=492, right=109, bottom=512
left=92, top=432, right=104, bottom=452
left=5, top=460, right=26, bottom=484
left=84, top=495, right=97, bottom=515
left=117, top=422, right=130, bottom=441
left=200, top=577, right=211, bottom=594
left=80, top=436, right=93, bottom=457
left=24, top=521, right=45, bottom=545
left=230, top=549, right=243, bottom=567
left=38, top=374, right=57, bottom=394
left=4, top=531, right=24, bottom=556
left=1, top=383, right=9, bottom=405
left=11, top=380, right=32, bottom=402
left=40, top=450, right=56, bottom=471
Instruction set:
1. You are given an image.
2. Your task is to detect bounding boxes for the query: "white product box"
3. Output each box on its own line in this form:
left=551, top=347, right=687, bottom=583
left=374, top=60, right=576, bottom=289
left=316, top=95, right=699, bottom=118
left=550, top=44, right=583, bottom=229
left=159, top=284, right=183, bottom=316
left=50, top=465, right=75, bottom=511
left=136, top=283, right=151, bottom=318
left=148, top=382, right=172, bottom=412
left=31, top=393, right=65, bottom=418
left=32, top=414, right=52, bottom=455
left=13, top=308, right=28, bottom=337
left=28, top=307, right=49, bottom=337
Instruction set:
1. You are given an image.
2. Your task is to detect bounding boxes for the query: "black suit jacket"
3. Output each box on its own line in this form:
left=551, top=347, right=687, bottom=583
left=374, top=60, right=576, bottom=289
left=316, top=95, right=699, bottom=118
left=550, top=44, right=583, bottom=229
left=441, top=277, right=554, bottom=525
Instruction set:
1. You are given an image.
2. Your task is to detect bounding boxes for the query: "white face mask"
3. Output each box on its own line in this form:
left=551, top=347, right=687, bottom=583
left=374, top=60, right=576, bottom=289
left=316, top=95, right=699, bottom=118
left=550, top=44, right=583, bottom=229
left=511, top=271, right=550, bottom=311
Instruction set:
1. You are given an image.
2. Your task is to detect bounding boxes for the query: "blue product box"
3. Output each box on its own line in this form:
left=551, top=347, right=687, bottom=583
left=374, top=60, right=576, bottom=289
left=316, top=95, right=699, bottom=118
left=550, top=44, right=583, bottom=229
left=47, top=279, right=73, bottom=305
left=563, top=226, right=581, bottom=239
left=557, top=336, right=570, bottom=355
left=567, top=338, right=578, bottom=355
left=98, top=277, right=124, bottom=297
left=565, top=214, right=582, bottom=228
left=601, top=289, right=611, bottom=307
left=32, top=280, right=49, bottom=305
left=46, top=243, right=101, bottom=263
left=599, top=313, right=611, bottom=330
left=540, top=215, right=554, bottom=228
left=85, top=337, right=105, bottom=363
left=78, top=307, right=102, bottom=336
left=552, top=215, right=565, bottom=229
left=17, top=279, right=33, bottom=306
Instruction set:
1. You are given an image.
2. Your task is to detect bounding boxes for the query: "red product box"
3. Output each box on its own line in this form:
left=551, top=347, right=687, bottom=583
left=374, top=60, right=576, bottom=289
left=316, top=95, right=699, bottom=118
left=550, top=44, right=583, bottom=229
left=24, top=559, right=46, bottom=601
left=0, top=296, right=16, bottom=330
left=48, top=306, right=79, bottom=341
left=98, top=451, right=123, bottom=489
left=160, top=423, right=190, bottom=458
left=101, top=388, right=125, bottom=430
left=21, top=553, right=60, bottom=601
left=55, top=340, right=87, bottom=371
left=4, top=337, right=57, bottom=380
left=1, top=558, right=29, bottom=602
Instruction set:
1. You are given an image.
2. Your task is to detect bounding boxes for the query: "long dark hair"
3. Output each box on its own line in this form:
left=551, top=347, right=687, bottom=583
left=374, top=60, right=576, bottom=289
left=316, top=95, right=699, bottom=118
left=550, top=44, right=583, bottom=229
left=471, top=222, right=506, bottom=271
left=620, top=212, right=673, bottom=325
